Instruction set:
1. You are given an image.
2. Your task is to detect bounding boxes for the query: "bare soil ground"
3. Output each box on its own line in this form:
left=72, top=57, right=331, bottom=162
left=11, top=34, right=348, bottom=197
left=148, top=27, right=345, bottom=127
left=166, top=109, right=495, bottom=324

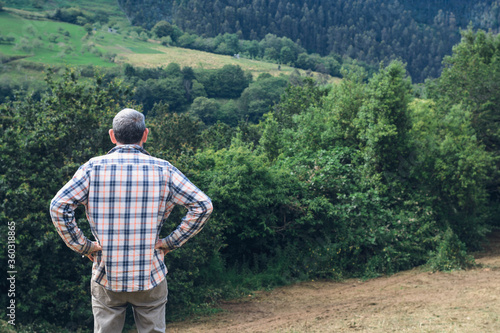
left=165, top=232, right=500, bottom=333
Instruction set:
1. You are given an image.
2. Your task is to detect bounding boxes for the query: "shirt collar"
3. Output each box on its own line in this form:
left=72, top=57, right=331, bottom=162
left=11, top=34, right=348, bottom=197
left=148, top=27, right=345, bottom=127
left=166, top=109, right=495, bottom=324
left=107, top=144, right=151, bottom=156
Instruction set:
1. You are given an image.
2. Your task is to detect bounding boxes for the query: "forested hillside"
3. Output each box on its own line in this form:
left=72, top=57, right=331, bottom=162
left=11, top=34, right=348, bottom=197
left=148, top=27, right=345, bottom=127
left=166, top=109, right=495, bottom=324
left=119, top=0, right=500, bottom=82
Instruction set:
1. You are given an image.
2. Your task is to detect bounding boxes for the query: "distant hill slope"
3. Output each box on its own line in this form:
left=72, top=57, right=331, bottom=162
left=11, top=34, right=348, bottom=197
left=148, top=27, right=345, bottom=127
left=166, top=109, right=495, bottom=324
left=401, top=0, right=498, bottom=27
left=0, top=10, right=314, bottom=80
left=2, top=0, right=126, bottom=20
left=118, top=0, right=500, bottom=82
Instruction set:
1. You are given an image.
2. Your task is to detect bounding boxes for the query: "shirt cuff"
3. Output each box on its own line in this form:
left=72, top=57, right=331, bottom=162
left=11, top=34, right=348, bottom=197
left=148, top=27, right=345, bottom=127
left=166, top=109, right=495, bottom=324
left=81, top=240, right=100, bottom=255
left=81, top=239, right=94, bottom=255
left=161, top=238, right=177, bottom=252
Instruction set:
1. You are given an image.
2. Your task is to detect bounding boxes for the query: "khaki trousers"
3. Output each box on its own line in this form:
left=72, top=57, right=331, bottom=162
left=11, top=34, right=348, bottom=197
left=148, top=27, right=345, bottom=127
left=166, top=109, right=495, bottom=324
left=91, top=279, right=168, bottom=333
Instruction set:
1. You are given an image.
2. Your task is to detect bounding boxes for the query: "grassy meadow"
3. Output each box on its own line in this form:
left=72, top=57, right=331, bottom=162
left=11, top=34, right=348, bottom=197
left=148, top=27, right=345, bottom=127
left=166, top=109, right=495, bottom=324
left=0, top=10, right=153, bottom=67
left=119, top=45, right=303, bottom=78
left=0, top=8, right=333, bottom=82
left=2, top=0, right=126, bottom=20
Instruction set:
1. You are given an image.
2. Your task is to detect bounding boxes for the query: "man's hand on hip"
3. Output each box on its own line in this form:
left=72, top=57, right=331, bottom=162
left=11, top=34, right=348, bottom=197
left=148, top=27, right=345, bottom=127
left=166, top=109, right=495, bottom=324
left=84, top=241, right=102, bottom=262
left=154, top=240, right=171, bottom=255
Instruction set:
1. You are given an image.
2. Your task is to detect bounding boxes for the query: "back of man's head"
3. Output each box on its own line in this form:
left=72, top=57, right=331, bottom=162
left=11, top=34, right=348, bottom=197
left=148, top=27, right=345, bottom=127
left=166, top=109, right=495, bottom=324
left=113, top=108, right=146, bottom=144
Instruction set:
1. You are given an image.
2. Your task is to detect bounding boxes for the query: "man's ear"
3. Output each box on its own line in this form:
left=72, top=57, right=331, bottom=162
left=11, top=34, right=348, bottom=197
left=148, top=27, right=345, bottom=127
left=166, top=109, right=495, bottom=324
left=109, top=129, right=117, bottom=144
left=141, top=128, right=149, bottom=144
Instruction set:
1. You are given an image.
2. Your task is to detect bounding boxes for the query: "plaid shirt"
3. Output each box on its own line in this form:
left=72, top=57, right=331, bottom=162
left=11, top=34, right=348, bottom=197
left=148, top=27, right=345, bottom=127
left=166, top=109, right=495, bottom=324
left=50, top=145, right=213, bottom=292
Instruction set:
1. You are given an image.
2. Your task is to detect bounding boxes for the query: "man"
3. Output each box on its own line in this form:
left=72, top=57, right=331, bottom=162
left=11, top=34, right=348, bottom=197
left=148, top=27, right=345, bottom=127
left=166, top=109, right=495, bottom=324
left=50, top=108, right=213, bottom=332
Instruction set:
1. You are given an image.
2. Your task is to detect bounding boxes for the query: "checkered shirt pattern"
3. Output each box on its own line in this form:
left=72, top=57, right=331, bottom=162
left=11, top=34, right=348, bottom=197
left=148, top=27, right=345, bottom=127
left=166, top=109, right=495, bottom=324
left=50, top=145, right=213, bottom=292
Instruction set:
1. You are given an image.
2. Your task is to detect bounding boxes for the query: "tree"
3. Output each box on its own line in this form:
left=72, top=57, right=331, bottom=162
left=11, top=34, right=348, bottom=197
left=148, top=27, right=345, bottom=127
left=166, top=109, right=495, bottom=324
left=409, top=99, right=496, bottom=248
left=193, top=143, right=299, bottom=260
left=134, top=76, right=188, bottom=113
left=218, top=100, right=240, bottom=126
left=427, top=27, right=500, bottom=237
left=356, top=61, right=413, bottom=176
left=296, top=52, right=316, bottom=70
left=273, top=77, right=329, bottom=130
left=189, top=96, right=220, bottom=126
left=222, top=33, right=239, bottom=54
left=190, top=80, right=207, bottom=100
left=280, top=46, right=295, bottom=64
left=48, top=33, right=59, bottom=43
left=436, top=28, right=500, bottom=154
left=201, top=65, right=252, bottom=98
left=239, top=75, right=288, bottom=123
left=84, top=23, right=93, bottom=36
left=148, top=111, right=203, bottom=161
left=199, top=121, right=234, bottom=150
left=152, top=20, right=174, bottom=38
left=164, top=62, right=182, bottom=78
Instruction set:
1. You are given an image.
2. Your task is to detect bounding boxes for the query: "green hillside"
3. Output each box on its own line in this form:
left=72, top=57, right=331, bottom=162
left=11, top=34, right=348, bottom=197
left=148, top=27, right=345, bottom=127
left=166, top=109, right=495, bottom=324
left=118, top=0, right=500, bottom=83
left=2, top=0, right=125, bottom=20
left=0, top=4, right=334, bottom=119
left=0, top=11, right=115, bottom=67
left=0, top=9, right=325, bottom=81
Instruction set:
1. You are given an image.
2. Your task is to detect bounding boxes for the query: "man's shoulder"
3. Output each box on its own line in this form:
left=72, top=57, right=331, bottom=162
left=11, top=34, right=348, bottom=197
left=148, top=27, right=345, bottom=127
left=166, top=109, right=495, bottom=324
left=87, top=152, right=174, bottom=169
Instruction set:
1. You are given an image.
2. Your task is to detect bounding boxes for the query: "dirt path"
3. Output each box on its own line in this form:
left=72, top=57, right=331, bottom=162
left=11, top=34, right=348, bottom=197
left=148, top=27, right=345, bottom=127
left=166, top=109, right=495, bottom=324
left=165, top=232, right=500, bottom=333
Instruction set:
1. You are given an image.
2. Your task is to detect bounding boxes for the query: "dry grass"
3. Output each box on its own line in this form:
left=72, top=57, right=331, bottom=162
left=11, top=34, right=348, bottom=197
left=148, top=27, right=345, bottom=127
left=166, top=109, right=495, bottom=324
left=162, top=232, right=500, bottom=333
left=119, top=45, right=286, bottom=72
left=116, top=44, right=339, bottom=81
left=164, top=268, right=500, bottom=333
left=3, top=7, right=47, bottom=20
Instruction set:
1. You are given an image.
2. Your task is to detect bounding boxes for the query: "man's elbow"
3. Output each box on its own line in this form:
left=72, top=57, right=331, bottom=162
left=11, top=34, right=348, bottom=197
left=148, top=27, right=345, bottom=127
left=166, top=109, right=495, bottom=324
left=205, top=200, right=214, bottom=217
left=49, top=196, right=68, bottom=225
left=49, top=197, right=59, bottom=220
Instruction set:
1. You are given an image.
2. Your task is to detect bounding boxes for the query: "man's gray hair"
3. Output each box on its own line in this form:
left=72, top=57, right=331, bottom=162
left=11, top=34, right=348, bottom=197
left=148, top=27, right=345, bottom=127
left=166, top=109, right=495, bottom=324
left=113, top=108, right=146, bottom=144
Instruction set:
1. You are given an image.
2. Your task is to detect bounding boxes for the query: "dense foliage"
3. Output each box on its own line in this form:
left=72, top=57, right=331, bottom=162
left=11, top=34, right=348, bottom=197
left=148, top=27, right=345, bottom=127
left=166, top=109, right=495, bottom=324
left=119, top=0, right=500, bottom=82
left=167, top=31, right=358, bottom=79
left=1, top=28, right=500, bottom=331
left=123, top=63, right=283, bottom=121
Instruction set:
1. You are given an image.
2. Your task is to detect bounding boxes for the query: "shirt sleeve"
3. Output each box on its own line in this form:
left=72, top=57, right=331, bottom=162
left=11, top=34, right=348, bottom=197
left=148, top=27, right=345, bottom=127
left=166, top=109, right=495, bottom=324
left=160, top=167, right=213, bottom=251
left=49, top=163, right=97, bottom=255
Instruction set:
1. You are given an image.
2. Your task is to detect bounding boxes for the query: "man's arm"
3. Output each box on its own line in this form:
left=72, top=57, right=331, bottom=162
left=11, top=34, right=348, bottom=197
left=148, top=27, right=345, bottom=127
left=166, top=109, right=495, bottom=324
left=49, top=164, right=101, bottom=255
left=156, top=167, right=213, bottom=252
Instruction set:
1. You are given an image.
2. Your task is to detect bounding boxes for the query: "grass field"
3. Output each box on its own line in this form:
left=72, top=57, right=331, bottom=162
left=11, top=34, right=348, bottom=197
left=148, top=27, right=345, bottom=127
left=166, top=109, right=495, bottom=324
left=2, top=0, right=126, bottom=21
left=0, top=11, right=114, bottom=66
left=0, top=9, right=168, bottom=67
left=0, top=10, right=330, bottom=80
left=0, top=5, right=338, bottom=88
left=118, top=45, right=301, bottom=78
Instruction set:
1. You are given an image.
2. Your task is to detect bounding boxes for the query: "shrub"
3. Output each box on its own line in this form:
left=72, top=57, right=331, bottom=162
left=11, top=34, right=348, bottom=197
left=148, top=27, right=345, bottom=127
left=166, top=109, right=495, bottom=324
left=13, top=38, right=34, bottom=53
left=427, top=228, right=476, bottom=271
left=198, top=65, right=252, bottom=99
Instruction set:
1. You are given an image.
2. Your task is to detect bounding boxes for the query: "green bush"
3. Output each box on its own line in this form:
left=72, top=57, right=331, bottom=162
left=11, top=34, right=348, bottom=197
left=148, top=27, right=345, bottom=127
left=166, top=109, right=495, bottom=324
left=427, top=228, right=476, bottom=271
left=198, top=65, right=252, bottom=99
